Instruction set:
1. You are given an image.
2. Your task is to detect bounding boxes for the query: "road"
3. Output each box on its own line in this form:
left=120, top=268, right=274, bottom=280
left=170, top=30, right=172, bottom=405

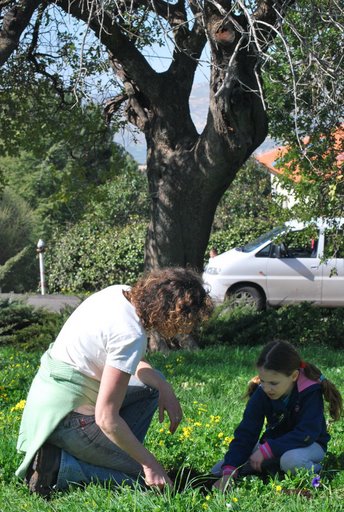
left=0, top=293, right=82, bottom=312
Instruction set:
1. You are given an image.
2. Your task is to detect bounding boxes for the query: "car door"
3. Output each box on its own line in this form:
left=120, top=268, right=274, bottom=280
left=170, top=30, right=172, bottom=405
left=320, top=226, right=344, bottom=306
left=265, top=228, right=322, bottom=305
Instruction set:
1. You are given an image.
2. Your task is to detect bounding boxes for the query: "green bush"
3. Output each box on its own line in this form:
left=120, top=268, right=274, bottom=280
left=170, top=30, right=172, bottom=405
left=0, top=299, right=72, bottom=351
left=46, top=219, right=146, bottom=293
left=0, top=298, right=343, bottom=353
left=199, top=302, right=344, bottom=349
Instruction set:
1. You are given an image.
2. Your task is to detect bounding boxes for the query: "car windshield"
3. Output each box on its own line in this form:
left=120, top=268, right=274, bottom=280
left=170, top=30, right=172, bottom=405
left=239, top=225, right=286, bottom=253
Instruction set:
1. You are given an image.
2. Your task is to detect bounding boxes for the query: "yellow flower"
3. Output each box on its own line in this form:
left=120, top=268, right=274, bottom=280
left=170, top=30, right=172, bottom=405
left=218, top=432, right=224, bottom=438
left=11, top=399, right=26, bottom=412
left=275, top=485, right=282, bottom=492
left=182, top=426, right=192, bottom=438
left=232, top=497, right=238, bottom=503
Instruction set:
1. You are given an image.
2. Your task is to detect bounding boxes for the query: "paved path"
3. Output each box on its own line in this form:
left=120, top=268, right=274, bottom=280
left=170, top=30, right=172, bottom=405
left=0, top=293, right=82, bottom=312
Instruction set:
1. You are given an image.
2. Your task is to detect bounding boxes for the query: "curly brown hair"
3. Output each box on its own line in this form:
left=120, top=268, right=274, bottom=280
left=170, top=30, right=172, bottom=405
left=128, top=267, right=213, bottom=339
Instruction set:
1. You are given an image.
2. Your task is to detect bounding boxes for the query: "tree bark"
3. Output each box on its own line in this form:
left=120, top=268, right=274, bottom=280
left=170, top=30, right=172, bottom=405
left=0, top=0, right=41, bottom=66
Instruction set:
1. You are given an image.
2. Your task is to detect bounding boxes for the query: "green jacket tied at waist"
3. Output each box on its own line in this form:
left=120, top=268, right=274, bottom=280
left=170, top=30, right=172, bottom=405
left=16, top=345, right=100, bottom=479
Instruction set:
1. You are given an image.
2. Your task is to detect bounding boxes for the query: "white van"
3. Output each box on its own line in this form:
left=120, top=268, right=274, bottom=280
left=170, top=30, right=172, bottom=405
left=203, top=219, right=344, bottom=309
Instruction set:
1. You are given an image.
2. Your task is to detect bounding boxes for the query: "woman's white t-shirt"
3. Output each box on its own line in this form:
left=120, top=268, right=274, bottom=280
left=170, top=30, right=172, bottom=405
left=50, top=285, right=147, bottom=382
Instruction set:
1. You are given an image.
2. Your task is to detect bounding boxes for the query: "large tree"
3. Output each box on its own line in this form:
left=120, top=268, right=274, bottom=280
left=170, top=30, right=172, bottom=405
left=0, top=1, right=342, bottom=270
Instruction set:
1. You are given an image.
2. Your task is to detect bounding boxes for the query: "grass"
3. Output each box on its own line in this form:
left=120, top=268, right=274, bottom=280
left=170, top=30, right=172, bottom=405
left=0, top=344, right=343, bottom=511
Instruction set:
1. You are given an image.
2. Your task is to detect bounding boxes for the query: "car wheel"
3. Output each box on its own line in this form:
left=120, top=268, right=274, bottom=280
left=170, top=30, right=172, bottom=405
left=227, top=286, right=265, bottom=310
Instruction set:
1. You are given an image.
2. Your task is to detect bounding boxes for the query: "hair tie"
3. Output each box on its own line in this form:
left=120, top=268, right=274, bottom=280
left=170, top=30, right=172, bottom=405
left=300, top=361, right=307, bottom=369
left=319, top=374, right=326, bottom=382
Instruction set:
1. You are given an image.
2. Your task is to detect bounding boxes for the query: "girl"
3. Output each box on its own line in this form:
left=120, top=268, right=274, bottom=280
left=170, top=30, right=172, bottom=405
left=213, top=340, right=342, bottom=490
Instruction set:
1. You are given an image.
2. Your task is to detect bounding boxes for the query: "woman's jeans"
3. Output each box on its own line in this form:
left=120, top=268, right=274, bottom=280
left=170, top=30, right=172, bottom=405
left=48, top=375, right=159, bottom=490
left=211, top=442, right=325, bottom=476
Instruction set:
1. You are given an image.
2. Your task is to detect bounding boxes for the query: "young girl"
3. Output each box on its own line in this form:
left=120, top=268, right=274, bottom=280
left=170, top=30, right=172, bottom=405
left=213, top=340, right=342, bottom=490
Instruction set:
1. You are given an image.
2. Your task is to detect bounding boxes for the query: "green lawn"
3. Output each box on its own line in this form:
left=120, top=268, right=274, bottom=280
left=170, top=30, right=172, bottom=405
left=0, top=344, right=343, bottom=511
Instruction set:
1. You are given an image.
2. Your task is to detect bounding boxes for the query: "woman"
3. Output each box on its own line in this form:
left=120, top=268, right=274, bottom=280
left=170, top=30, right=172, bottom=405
left=16, top=267, right=213, bottom=497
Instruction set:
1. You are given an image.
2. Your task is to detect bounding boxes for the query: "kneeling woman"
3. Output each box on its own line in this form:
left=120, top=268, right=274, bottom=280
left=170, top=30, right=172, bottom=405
left=16, top=267, right=213, bottom=497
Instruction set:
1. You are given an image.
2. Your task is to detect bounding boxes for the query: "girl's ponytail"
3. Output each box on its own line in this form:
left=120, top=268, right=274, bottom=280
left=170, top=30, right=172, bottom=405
left=245, top=375, right=260, bottom=398
left=303, top=362, right=343, bottom=421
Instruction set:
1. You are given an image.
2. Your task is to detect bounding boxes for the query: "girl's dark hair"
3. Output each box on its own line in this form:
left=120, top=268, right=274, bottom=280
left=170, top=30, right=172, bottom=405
left=129, top=267, right=213, bottom=338
left=246, top=340, right=343, bottom=421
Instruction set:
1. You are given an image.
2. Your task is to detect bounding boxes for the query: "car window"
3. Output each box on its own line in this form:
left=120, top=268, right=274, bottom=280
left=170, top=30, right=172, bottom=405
left=279, top=229, right=318, bottom=258
left=255, top=244, right=272, bottom=257
left=324, top=228, right=344, bottom=258
left=241, top=225, right=285, bottom=252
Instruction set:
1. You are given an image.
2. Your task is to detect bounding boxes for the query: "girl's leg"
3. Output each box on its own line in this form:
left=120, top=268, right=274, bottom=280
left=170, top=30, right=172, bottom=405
left=210, top=460, right=224, bottom=477
left=48, top=376, right=159, bottom=476
left=280, top=443, right=325, bottom=474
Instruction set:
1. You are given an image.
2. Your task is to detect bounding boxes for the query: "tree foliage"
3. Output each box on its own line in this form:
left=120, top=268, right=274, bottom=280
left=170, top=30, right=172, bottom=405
left=263, top=0, right=343, bottom=221
left=0, top=93, right=140, bottom=233
left=0, top=188, right=38, bottom=291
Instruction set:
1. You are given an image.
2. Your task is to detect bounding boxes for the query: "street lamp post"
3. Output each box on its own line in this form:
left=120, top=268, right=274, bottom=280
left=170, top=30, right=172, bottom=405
left=36, top=239, right=46, bottom=296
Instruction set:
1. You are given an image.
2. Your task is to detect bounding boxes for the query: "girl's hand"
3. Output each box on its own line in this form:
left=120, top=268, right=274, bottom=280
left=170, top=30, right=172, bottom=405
left=213, top=474, right=234, bottom=492
left=249, top=449, right=264, bottom=472
left=142, top=460, right=173, bottom=489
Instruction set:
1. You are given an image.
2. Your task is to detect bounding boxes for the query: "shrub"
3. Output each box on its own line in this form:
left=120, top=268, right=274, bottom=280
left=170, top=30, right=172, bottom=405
left=45, top=218, right=146, bottom=293
left=199, top=302, right=344, bottom=349
left=0, top=299, right=72, bottom=351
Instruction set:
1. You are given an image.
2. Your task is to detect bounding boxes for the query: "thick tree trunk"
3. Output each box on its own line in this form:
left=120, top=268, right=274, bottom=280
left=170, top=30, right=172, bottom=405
left=143, top=56, right=267, bottom=271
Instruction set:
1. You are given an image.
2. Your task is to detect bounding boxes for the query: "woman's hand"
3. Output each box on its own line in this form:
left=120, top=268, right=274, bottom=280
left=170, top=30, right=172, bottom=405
left=158, top=380, right=183, bottom=433
left=213, top=474, right=234, bottom=492
left=142, top=458, right=173, bottom=489
left=249, top=449, right=264, bottom=472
